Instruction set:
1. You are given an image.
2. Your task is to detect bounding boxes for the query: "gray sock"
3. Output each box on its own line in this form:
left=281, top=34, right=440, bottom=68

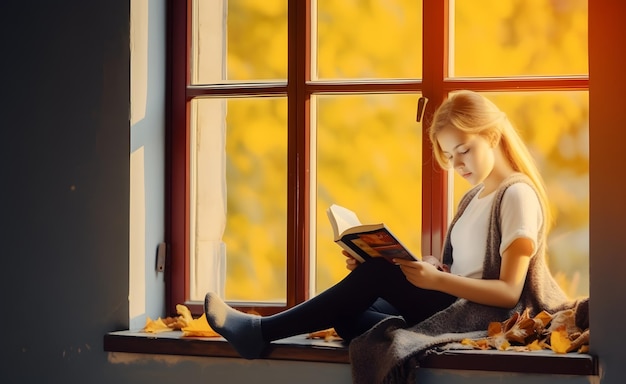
left=204, top=292, right=266, bottom=359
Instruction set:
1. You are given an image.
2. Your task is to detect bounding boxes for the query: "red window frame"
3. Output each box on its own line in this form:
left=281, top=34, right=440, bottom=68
left=165, top=0, right=588, bottom=316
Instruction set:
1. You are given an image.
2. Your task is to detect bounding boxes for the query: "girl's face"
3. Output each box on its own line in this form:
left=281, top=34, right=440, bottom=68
left=436, top=126, right=496, bottom=187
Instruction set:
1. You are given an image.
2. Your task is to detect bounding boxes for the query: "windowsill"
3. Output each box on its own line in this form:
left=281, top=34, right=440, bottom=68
left=104, top=330, right=598, bottom=376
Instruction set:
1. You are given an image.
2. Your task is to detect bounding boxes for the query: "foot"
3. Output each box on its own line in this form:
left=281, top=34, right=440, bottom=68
left=204, top=292, right=267, bottom=359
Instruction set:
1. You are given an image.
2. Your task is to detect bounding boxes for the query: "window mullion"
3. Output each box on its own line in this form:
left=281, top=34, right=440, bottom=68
left=166, top=0, right=192, bottom=316
left=421, top=0, right=449, bottom=259
left=287, top=0, right=312, bottom=307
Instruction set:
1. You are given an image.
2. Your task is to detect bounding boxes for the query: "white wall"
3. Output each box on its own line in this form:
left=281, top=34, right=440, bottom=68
left=129, top=0, right=167, bottom=330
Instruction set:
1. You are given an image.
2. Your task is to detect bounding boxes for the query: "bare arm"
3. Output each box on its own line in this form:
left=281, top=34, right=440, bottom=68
left=394, top=237, right=532, bottom=308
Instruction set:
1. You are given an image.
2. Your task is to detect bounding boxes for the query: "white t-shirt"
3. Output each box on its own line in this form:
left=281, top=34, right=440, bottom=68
left=449, top=183, right=543, bottom=278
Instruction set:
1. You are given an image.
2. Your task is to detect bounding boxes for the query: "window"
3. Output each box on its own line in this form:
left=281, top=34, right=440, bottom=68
left=167, top=0, right=589, bottom=316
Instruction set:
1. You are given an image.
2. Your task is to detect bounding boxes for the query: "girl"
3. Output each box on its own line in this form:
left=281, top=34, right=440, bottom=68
left=204, top=90, right=585, bottom=382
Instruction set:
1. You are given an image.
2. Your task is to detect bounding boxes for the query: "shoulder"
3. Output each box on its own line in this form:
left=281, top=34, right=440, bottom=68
left=498, top=180, right=543, bottom=229
left=502, top=182, right=539, bottom=204
left=492, top=174, right=543, bottom=219
left=494, top=174, right=537, bottom=202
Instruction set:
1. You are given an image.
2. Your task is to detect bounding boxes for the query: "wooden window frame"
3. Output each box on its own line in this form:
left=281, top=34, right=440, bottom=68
left=165, top=0, right=588, bottom=317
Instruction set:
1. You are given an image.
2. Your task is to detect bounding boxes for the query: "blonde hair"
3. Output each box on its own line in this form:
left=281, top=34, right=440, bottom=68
left=429, top=90, right=552, bottom=230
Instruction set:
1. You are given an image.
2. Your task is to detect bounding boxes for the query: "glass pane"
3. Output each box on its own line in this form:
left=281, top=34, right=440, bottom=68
left=190, top=97, right=288, bottom=303
left=453, top=0, right=588, bottom=77
left=315, top=94, right=423, bottom=293
left=451, top=91, right=589, bottom=298
left=191, top=0, right=288, bottom=84
left=315, top=0, right=423, bottom=80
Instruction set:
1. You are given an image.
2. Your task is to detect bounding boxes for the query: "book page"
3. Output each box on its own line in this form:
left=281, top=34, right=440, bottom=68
left=327, top=204, right=362, bottom=240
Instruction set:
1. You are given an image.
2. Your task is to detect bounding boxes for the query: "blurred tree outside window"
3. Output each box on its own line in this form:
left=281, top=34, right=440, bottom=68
left=453, top=0, right=588, bottom=77
left=315, top=0, right=422, bottom=80
left=315, top=94, right=423, bottom=293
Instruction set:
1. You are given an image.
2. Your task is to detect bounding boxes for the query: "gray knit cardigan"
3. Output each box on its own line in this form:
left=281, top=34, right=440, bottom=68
left=348, top=173, right=588, bottom=384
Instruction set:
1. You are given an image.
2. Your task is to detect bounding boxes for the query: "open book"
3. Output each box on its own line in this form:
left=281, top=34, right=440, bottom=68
left=327, top=204, right=419, bottom=263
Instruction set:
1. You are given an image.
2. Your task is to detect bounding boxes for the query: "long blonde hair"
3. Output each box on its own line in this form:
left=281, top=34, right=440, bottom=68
left=429, top=90, right=552, bottom=230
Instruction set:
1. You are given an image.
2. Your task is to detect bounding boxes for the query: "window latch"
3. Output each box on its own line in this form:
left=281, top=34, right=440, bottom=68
left=156, top=242, right=167, bottom=272
left=416, top=96, right=428, bottom=123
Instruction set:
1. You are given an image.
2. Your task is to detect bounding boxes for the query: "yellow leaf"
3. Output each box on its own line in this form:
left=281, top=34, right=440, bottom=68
left=176, top=304, right=194, bottom=327
left=475, top=339, right=492, bottom=350
left=307, top=328, right=343, bottom=342
left=460, top=338, right=491, bottom=350
left=550, top=326, right=572, bottom=354
left=527, top=339, right=543, bottom=351
left=496, top=338, right=511, bottom=351
left=533, top=310, right=553, bottom=327
left=142, top=317, right=172, bottom=334
left=181, top=313, right=221, bottom=337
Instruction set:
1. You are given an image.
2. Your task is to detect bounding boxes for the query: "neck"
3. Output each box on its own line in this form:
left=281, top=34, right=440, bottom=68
left=481, top=149, right=516, bottom=196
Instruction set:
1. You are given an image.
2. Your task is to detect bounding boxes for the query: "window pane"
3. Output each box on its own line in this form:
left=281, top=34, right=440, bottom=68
left=315, top=94, right=423, bottom=293
left=453, top=0, right=588, bottom=77
left=190, top=97, right=288, bottom=303
left=191, top=0, right=287, bottom=84
left=451, top=91, right=589, bottom=298
left=315, top=0, right=423, bottom=80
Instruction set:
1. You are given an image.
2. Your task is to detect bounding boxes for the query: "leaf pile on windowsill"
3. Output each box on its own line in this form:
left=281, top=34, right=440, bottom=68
left=461, top=308, right=589, bottom=354
left=141, top=304, right=220, bottom=337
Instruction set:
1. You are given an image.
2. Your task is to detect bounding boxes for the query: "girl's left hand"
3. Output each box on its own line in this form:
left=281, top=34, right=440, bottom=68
left=393, top=258, right=442, bottom=290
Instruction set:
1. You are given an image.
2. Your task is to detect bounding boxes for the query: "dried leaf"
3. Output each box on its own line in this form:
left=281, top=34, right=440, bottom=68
left=548, top=309, right=579, bottom=335
left=176, top=304, right=194, bottom=326
left=142, top=317, right=172, bottom=333
left=550, top=326, right=572, bottom=354
left=501, top=312, right=519, bottom=333
left=477, top=339, right=494, bottom=350
left=160, top=315, right=190, bottom=330
left=534, top=310, right=553, bottom=327
left=181, top=313, right=220, bottom=337
left=567, top=329, right=590, bottom=353
left=520, top=308, right=532, bottom=321
left=460, top=338, right=490, bottom=350
left=507, top=317, right=539, bottom=344
left=307, top=328, right=343, bottom=342
left=487, top=322, right=502, bottom=337
left=494, top=335, right=511, bottom=351
left=527, top=339, right=544, bottom=351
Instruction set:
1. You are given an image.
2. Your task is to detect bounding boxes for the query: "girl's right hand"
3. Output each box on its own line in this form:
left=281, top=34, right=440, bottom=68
left=342, top=250, right=360, bottom=271
left=422, top=255, right=451, bottom=273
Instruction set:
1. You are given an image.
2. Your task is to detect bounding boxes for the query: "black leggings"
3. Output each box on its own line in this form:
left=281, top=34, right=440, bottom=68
left=261, top=257, right=457, bottom=342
